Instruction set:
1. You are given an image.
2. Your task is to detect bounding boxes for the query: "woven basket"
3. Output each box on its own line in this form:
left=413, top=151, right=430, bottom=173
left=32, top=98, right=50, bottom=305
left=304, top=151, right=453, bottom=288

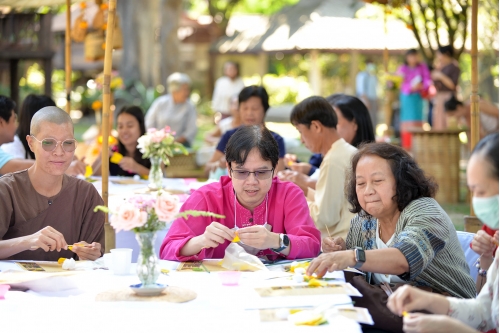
left=410, top=129, right=462, bottom=203
left=165, top=152, right=204, bottom=178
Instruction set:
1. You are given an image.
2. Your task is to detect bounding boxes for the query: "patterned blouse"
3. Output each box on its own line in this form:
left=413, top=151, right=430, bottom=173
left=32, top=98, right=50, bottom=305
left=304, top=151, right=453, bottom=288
left=346, top=197, right=476, bottom=298
left=448, top=250, right=499, bottom=331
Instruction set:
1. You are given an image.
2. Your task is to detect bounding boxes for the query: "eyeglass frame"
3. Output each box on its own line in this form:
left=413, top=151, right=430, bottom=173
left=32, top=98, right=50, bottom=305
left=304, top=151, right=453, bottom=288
left=29, top=135, right=78, bottom=153
left=229, top=167, right=275, bottom=180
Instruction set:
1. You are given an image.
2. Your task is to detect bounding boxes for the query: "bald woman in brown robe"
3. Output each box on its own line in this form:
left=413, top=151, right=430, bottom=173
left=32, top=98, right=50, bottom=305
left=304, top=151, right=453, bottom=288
left=0, top=106, right=104, bottom=261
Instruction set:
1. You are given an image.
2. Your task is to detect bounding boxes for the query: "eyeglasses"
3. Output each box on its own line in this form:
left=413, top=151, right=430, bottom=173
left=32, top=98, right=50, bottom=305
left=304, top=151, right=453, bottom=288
left=30, top=135, right=77, bottom=153
left=230, top=168, right=274, bottom=180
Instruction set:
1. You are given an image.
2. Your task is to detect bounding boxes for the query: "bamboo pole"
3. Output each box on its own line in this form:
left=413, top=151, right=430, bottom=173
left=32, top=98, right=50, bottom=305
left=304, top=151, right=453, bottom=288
left=469, top=0, right=479, bottom=216
left=65, top=0, right=71, bottom=113
left=101, top=0, right=117, bottom=252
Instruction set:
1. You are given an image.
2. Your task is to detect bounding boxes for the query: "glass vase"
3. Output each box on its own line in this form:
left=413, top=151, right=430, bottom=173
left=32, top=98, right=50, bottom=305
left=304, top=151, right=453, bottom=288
left=148, top=156, right=163, bottom=190
left=135, top=231, right=160, bottom=287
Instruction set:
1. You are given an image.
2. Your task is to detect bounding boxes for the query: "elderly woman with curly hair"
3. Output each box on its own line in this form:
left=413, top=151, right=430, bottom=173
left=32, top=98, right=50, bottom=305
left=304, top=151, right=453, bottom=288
left=307, top=142, right=475, bottom=299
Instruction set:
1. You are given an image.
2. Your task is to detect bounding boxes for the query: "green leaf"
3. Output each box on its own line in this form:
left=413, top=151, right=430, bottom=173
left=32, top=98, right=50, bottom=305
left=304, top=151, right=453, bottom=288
left=176, top=210, right=226, bottom=220
left=94, top=205, right=110, bottom=213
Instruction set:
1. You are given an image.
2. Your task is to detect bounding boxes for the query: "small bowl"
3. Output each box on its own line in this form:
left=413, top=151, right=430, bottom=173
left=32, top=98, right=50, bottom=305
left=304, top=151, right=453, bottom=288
left=130, top=283, right=167, bottom=297
left=218, top=271, right=241, bottom=286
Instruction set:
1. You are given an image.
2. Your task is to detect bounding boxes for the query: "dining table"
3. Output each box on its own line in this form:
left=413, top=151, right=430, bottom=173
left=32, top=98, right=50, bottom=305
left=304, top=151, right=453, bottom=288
left=0, top=259, right=364, bottom=333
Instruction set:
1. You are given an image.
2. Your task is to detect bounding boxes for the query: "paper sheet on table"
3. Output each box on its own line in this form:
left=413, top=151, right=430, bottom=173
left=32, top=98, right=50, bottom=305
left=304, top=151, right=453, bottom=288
left=255, top=282, right=361, bottom=297
left=0, top=270, right=82, bottom=292
left=330, top=307, right=374, bottom=325
left=245, top=293, right=353, bottom=310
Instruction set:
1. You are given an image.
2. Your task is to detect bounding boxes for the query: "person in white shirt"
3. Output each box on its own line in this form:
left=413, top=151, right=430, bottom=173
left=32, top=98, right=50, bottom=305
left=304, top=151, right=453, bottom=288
left=278, top=96, right=357, bottom=239
left=145, top=73, right=198, bottom=147
left=212, top=61, right=245, bottom=119
left=1, top=94, right=56, bottom=159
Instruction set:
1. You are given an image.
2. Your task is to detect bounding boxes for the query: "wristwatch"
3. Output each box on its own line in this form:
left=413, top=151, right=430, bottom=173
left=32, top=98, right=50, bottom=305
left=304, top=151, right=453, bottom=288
left=271, top=234, right=290, bottom=253
left=353, top=247, right=366, bottom=269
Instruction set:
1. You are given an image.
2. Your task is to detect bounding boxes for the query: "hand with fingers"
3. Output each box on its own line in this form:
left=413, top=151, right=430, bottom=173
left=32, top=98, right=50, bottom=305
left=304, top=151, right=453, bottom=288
left=471, top=230, right=498, bottom=256
left=237, top=225, right=278, bottom=250
left=200, top=222, right=235, bottom=249
left=28, top=226, right=68, bottom=252
left=306, top=251, right=355, bottom=278
left=387, top=285, right=435, bottom=318
left=322, top=236, right=346, bottom=253
left=118, top=157, right=138, bottom=174
left=401, top=313, right=465, bottom=333
left=71, top=241, right=102, bottom=261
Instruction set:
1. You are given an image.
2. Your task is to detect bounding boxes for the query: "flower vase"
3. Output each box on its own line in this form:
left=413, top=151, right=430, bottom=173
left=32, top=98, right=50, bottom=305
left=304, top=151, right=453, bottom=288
left=148, top=156, right=163, bottom=190
left=135, top=231, right=160, bottom=287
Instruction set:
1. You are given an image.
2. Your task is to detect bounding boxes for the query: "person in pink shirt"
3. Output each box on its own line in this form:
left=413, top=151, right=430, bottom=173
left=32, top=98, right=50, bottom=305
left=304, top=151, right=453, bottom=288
left=160, top=125, right=321, bottom=261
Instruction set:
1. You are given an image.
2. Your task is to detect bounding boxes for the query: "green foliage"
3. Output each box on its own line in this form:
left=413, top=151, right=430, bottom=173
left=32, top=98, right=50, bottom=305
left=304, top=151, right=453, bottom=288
left=113, top=80, right=161, bottom=113
left=231, top=0, right=300, bottom=15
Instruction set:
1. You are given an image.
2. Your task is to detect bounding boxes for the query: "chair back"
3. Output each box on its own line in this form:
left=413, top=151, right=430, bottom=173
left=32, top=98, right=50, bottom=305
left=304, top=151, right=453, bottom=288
left=456, top=230, right=480, bottom=282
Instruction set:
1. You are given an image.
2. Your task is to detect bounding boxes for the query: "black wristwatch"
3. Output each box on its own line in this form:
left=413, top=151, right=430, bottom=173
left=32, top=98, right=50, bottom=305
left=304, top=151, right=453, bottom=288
left=271, top=234, right=290, bottom=253
left=353, top=247, right=366, bottom=269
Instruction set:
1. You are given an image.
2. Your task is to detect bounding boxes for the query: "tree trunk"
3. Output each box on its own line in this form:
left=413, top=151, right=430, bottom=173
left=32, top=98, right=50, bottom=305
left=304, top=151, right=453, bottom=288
left=159, top=0, right=182, bottom=86
left=117, top=0, right=140, bottom=83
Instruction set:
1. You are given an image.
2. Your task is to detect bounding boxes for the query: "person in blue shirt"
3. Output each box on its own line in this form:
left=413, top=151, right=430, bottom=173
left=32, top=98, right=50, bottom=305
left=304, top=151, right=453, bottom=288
left=205, top=86, right=286, bottom=175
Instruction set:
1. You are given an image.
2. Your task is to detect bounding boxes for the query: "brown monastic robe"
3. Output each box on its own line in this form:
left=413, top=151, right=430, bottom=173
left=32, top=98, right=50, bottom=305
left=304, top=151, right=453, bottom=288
left=0, top=170, right=105, bottom=261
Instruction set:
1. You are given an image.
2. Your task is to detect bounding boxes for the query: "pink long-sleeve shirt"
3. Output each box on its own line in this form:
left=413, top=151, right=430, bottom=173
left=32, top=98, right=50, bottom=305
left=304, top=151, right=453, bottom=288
left=397, top=63, right=432, bottom=95
left=160, top=176, right=321, bottom=261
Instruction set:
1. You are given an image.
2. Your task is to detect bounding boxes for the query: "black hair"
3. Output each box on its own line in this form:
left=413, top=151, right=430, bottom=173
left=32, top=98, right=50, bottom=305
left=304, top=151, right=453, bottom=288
left=444, top=95, right=464, bottom=112
left=238, top=86, right=270, bottom=113
left=404, top=49, right=419, bottom=66
left=346, top=142, right=438, bottom=213
left=471, top=132, right=499, bottom=180
left=326, top=94, right=375, bottom=148
left=438, top=45, right=454, bottom=58
left=290, top=96, right=338, bottom=129
left=115, top=106, right=151, bottom=170
left=0, top=95, right=16, bottom=123
left=225, top=125, right=279, bottom=169
left=17, top=94, right=56, bottom=159
left=224, top=61, right=240, bottom=77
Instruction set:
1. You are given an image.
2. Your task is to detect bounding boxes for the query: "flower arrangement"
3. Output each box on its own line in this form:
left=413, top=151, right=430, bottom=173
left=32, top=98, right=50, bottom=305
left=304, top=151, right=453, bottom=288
left=95, top=71, right=124, bottom=92
left=137, top=127, right=188, bottom=167
left=94, top=191, right=225, bottom=233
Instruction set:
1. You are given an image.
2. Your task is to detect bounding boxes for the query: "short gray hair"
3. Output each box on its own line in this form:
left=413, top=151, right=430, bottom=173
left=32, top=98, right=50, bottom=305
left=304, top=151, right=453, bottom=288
left=167, top=72, right=191, bottom=94
left=30, top=106, right=74, bottom=135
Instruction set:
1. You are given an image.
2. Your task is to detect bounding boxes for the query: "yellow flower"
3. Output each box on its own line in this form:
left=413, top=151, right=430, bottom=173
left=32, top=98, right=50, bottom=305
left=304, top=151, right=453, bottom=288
left=100, top=3, right=108, bottom=10
left=79, top=21, right=88, bottom=29
left=80, top=2, right=87, bottom=9
left=91, top=100, right=103, bottom=110
left=110, top=152, right=123, bottom=164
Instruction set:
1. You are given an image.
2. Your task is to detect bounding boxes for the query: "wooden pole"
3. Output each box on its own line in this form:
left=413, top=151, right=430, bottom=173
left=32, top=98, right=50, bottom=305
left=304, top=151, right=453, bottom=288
left=470, top=0, right=479, bottom=216
left=101, top=0, right=117, bottom=252
left=65, top=0, right=71, bottom=114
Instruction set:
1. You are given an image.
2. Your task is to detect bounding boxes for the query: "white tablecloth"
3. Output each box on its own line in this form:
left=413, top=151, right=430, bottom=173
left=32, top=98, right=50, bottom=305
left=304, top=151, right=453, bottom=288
left=0, top=260, right=362, bottom=333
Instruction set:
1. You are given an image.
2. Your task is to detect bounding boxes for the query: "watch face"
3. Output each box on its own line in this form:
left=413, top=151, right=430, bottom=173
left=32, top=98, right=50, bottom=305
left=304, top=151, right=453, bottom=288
left=283, top=234, right=290, bottom=246
left=356, top=248, right=366, bottom=262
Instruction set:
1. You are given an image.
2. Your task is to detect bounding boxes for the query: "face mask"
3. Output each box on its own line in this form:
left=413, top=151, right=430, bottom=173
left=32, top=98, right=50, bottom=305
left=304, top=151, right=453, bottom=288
left=472, top=195, right=499, bottom=230
left=366, top=63, right=376, bottom=72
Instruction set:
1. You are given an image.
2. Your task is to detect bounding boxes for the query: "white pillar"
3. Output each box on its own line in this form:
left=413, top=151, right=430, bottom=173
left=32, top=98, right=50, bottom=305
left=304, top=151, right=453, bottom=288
left=309, top=50, right=322, bottom=95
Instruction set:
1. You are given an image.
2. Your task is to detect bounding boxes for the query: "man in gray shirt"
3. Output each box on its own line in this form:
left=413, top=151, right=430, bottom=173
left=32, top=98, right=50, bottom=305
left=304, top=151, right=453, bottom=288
left=145, top=73, right=198, bottom=147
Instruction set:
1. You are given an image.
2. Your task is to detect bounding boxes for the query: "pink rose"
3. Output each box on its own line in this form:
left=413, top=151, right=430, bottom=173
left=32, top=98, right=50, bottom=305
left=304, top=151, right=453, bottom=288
left=154, top=192, right=180, bottom=222
left=151, top=130, right=166, bottom=143
left=110, top=205, right=147, bottom=232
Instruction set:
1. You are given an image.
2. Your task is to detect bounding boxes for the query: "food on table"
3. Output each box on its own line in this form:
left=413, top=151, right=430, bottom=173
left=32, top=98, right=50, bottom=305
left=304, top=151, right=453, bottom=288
left=58, top=258, right=66, bottom=265
left=307, top=278, right=327, bottom=287
left=110, top=152, right=124, bottom=164
left=288, top=310, right=326, bottom=326
left=289, top=261, right=310, bottom=273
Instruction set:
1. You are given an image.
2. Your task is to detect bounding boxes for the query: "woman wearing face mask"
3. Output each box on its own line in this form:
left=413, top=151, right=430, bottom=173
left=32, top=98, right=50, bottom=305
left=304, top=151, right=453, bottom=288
left=161, top=125, right=320, bottom=261
left=387, top=132, right=499, bottom=333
